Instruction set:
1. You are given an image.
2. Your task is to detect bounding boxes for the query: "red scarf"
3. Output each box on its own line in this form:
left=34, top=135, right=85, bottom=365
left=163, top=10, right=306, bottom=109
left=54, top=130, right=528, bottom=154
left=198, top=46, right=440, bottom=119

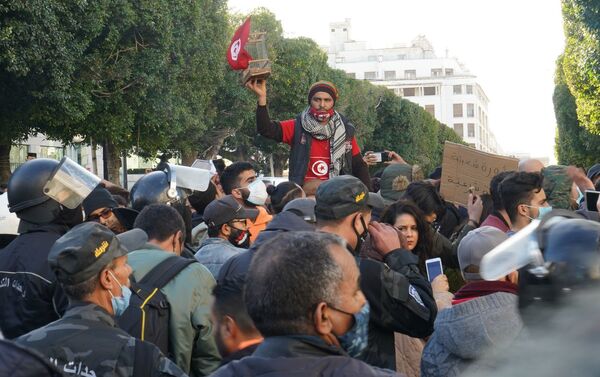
left=452, top=280, right=518, bottom=306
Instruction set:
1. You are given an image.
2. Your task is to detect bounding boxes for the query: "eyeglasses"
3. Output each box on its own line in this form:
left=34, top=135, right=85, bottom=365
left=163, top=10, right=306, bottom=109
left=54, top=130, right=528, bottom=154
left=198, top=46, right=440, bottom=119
left=229, top=219, right=248, bottom=227
left=87, top=208, right=113, bottom=221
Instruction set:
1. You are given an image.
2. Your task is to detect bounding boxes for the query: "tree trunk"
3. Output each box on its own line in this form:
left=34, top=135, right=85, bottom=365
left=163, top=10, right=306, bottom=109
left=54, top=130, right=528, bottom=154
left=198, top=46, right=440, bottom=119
left=0, top=142, right=11, bottom=185
left=273, top=151, right=288, bottom=177
left=181, top=150, right=196, bottom=166
left=91, top=139, right=98, bottom=175
left=105, top=140, right=121, bottom=185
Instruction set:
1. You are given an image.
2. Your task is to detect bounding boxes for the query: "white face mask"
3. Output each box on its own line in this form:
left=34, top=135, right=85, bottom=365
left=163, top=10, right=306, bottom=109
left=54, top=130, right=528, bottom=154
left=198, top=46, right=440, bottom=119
left=246, top=179, right=268, bottom=206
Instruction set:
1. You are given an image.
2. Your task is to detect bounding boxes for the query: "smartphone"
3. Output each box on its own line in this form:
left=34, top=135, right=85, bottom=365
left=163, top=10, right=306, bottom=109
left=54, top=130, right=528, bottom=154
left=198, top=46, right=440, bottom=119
left=425, top=257, right=443, bottom=283
left=373, top=152, right=390, bottom=163
left=585, top=190, right=600, bottom=212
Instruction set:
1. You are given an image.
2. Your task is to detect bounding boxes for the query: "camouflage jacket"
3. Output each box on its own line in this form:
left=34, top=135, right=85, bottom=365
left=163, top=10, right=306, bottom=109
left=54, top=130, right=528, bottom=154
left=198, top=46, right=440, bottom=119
left=16, top=302, right=188, bottom=377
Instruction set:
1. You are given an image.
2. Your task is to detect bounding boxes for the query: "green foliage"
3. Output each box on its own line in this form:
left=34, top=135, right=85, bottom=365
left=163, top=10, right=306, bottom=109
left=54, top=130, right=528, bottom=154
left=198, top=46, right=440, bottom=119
left=561, top=0, right=600, bottom=134
left=554, top=55, right=600, bottom=167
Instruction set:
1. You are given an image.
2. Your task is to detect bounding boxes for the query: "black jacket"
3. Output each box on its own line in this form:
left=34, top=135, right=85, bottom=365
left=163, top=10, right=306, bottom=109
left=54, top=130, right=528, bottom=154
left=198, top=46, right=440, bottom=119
left=210, top=336, right=401, bottom=377
left=358, top=249, right=436, bottom=369
left=0, top=339, right=65, bottom=377
left=217, top=211, right=314, bottom=283
left=0, top=223, right=69, bottom=339
left=256, top=105, right=372, bottom=190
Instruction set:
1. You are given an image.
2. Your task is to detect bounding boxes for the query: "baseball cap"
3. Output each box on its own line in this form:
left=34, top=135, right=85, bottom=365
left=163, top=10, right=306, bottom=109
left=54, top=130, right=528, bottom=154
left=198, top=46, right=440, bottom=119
left=203, top=195, right=259, bottom=228
left=458, top=226, right=508, bottom=280
left=48, top=222, right=148, bottom=285
left=315, top=176, right=384, bottom=220
left=283, top=198, right=316, bottom=223
left=380, top=164, right=414, bottom=204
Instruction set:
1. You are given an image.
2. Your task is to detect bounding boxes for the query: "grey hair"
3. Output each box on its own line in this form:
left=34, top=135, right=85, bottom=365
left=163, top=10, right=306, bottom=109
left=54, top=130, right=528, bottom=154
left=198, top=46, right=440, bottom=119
left=245, top=231, right=347, bottom=337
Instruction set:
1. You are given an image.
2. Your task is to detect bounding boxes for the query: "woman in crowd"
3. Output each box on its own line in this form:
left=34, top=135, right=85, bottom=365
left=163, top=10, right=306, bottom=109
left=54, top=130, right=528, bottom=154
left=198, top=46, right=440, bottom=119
left=380, top=200, right=453, bottom=377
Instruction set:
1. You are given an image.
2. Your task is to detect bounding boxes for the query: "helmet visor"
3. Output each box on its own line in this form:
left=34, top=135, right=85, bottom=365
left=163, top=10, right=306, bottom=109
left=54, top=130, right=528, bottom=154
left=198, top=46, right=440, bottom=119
left=43, top=157, right=101, bottom=209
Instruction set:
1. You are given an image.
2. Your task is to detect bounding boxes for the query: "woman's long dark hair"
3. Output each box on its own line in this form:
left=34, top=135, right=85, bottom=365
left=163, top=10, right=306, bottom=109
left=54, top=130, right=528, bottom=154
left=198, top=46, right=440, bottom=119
left=380, top=200, right=434, bottom=274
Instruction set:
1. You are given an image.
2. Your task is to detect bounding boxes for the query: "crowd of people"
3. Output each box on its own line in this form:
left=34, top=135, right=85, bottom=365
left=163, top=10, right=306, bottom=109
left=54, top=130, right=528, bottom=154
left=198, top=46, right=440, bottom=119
left=0, top=79, right=599, bottom=377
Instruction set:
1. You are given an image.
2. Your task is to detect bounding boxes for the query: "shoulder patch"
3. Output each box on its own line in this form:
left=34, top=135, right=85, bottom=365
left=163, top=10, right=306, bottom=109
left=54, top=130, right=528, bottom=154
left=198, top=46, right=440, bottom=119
left=409, top=284, right=425, bottom=307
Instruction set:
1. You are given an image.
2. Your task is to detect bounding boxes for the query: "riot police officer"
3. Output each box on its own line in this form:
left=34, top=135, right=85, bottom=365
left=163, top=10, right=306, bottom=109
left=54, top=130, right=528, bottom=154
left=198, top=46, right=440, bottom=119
left=0, top=158, right=96, bottom=339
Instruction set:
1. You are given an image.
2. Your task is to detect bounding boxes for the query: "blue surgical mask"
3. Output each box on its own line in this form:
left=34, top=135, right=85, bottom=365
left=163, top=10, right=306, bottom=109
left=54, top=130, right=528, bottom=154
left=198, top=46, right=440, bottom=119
left=335, top=302, right=370, bottom=358
left=576, top=187, right=584, bottom=205
left=524, top=205, right=553, bottom=221
left=108, top=271, right=131, bottom=317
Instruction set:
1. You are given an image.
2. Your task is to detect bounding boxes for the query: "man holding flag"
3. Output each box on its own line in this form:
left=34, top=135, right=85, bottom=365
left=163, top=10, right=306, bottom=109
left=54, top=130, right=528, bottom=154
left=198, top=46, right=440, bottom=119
left=246, top=78, right=372, bottom=189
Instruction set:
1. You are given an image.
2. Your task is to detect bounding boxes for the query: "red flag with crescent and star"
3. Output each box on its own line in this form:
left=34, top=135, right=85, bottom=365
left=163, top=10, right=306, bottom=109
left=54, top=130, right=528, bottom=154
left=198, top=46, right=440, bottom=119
left=227, top=17, right=253, bottom=70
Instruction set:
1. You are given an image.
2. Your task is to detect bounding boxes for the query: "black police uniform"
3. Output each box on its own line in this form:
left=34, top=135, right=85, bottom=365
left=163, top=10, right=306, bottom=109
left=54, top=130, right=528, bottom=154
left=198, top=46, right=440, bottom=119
left=0, top=223, right=69, bottom=339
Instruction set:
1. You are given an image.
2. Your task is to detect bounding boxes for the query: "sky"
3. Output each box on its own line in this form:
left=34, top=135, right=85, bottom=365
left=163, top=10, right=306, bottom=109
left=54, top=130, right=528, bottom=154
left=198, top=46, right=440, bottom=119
left=228, top=0, right=565, bottom=162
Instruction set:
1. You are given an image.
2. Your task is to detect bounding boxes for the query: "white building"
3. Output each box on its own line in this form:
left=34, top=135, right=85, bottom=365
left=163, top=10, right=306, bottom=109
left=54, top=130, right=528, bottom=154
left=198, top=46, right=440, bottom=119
left=327, top=19, right=499, bottom=153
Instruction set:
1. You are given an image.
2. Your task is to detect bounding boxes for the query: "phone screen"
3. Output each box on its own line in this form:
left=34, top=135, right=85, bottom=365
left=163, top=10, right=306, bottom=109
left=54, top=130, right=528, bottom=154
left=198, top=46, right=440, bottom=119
left=426, top=258, right=443, bottom=282
left=586, top=190, right=600, bottom=212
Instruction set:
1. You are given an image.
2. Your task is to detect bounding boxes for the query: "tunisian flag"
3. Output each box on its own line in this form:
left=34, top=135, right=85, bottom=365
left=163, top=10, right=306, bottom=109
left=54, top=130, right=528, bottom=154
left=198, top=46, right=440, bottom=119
left=227, top=17, right=252, bottom=70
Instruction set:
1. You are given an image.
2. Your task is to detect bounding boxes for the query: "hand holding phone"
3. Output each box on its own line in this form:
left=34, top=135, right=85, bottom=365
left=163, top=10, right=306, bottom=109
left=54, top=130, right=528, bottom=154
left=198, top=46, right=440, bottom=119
left=425, top=257, right=443, bottom=283
left=585, top=190, right=600, bottom=212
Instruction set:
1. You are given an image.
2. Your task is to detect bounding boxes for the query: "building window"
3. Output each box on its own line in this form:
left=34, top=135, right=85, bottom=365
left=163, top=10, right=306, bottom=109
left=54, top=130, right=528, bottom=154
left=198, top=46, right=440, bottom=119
left=364, top=71, right=377, bottom=80
left=335, top=56, right=345, bottom=63
left=367, top=55, right=378, bottom=62
left=425, top=105, right=435, bottom=116
left=346, top=72, right=356, bottom=79
left=331, top=29, right=335, bottom=32
left=384, top=70, right=396, bottom=80
left=404, top=70, right=416, bottom=79
left=453, top=85, right=462, bottom=94
left=40, top=146, right=65, bottom=160
left=403, top=87, right=416, bottom=97
left=467, top=103, right=475, bottom=117
left=431, top=68, right=443, bottom=77
left=466, top=85, right=473, bottom=94
left=445, top=68, right=454, bottom=76
left=394, top=88, right=402, bottom=96
left=453, top=123, right=464, bottom=137
left=453, top=103, right=463, bottom=117
left=397, top=54, right=406, bottom=60
left=343, top=28, right=347, bottom=31
left=468, top=123, right=475, bottom=137
left=423, top=86, right=436, bottom=96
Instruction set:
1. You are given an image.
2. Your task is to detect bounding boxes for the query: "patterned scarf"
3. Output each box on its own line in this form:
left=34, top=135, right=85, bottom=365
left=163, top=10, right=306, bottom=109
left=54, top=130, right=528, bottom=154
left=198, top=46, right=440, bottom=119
left=301, top=107, right=347, bottom=178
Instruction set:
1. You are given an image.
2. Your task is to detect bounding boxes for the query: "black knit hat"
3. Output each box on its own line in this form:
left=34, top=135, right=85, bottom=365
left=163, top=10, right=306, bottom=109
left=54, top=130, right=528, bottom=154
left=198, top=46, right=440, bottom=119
left=308, top=81, right=338, bottom=105
left=83, top=187, right=118, bottom=218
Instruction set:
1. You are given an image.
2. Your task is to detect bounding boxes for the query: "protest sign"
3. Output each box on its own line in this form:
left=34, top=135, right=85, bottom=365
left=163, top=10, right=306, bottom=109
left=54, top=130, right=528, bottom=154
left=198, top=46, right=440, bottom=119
left=440, top=142, right=519, bottom=206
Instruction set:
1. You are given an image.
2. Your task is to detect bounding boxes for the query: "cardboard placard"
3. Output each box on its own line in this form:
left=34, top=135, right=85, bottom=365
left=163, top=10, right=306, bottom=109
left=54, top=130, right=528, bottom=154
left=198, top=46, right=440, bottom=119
left=440, top=142, right=519, bottom=206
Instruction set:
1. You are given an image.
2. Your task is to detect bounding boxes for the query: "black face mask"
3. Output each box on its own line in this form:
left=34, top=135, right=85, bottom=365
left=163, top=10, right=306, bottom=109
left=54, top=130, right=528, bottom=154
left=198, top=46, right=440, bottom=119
left=228, top=226, right=251, bottom=249
left=352, top=215, right=369, bottom=256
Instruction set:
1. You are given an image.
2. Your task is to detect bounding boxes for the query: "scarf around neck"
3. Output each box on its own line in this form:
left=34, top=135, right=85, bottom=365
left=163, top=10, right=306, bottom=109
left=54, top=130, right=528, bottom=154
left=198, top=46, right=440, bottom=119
left=301, top=107, right=347, bottom=178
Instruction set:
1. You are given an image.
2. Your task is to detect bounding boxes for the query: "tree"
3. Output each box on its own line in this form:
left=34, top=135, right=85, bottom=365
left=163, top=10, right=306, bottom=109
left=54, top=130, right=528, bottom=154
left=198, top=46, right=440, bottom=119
left=0, top=0, right=107, bottom=183
left=561, top=0, right=600, bottom=134
left=554, top=55, right=600, bottom=167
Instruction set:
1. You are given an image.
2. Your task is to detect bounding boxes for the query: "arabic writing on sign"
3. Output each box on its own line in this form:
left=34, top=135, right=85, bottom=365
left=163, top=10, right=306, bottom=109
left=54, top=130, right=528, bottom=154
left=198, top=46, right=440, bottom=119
left=450, top=152, right=510, bottom=178
left=445, top=176, right=482, bottom=194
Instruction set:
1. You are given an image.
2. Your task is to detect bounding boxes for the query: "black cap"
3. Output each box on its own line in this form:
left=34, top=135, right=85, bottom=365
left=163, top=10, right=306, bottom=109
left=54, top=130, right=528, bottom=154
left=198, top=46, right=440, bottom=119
left=203, top=195, right=259, bottom=228
left=283, top=198, right=316, bottom=222
left=429, top=166, right=442, bottom=180
left=112, top=207, right=139, bottom=231
left=83, top=187, right=118, bottom=217
left=315, top=176, right=384, bottom=220
left=48, top=222, right=147, bottom=285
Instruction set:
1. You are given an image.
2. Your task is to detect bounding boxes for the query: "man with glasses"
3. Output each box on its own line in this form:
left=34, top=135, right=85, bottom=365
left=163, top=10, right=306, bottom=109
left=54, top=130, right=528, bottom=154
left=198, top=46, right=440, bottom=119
left=194, top=195, right=258, bottom=278
left=83, top=186, right=138, bottom=234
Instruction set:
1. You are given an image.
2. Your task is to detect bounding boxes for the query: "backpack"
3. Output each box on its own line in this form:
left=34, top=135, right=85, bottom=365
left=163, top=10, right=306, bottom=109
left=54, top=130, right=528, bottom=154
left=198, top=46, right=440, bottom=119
left=117, top=256, right=195, bottom=357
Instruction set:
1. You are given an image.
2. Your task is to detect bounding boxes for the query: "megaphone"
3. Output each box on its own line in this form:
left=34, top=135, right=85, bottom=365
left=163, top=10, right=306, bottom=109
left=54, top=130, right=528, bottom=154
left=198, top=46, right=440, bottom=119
left=480, top=220, right=543, bottom=280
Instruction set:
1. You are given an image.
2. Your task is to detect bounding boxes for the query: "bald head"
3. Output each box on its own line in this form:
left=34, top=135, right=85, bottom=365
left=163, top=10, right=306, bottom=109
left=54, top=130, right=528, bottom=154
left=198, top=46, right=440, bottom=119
left=518, top=159, right=544, bottom=173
